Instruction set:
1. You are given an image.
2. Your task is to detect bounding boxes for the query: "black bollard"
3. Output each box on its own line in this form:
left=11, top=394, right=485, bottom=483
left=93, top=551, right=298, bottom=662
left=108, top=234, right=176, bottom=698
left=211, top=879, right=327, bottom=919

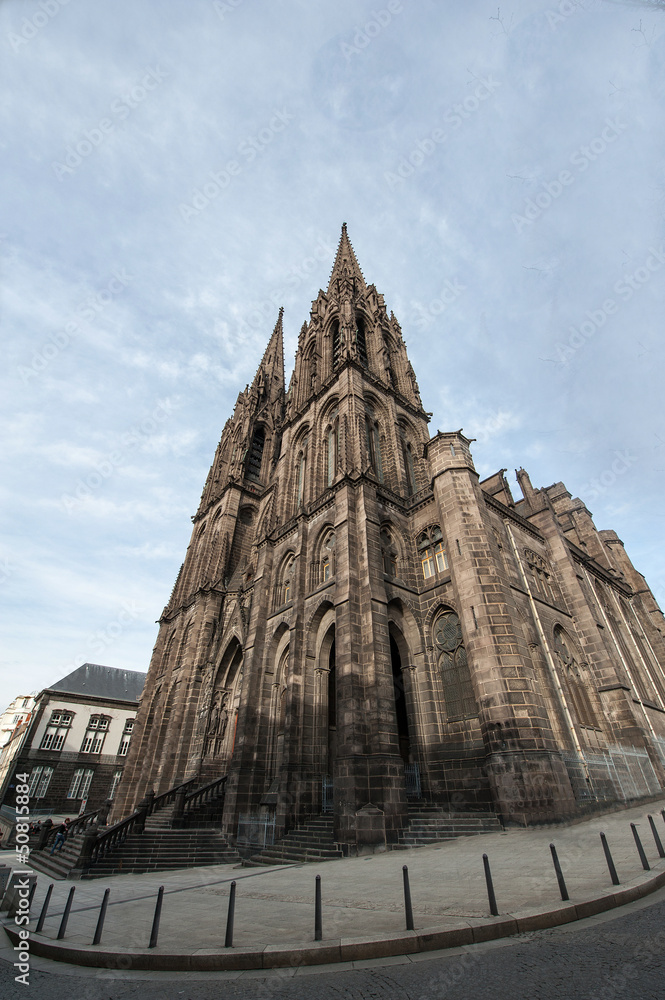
left=36, top=883, right=54, bottom=933
left=315, top=874, right=323, bottom=941
left=57, top=886, right=75, bottom=940
left=661, top=809, right=665, bottom=827
left=402, top=865, right=414, bottom=931
left=28, top=882, right=37, bottom=910
left=647, top=815, right=665, bottom=859
left=600, top=832, right=620, bottom=885
left=631, top=823, right=650, bottom=871
left=483, top=854, right=499, bottom=917
left=224, top=881, right=236, bottom=948
left=92, top=888, right=110, bottom=946
left=549, top=843, right=570, bottom=902
left=148, top=886, right=164, bottom=949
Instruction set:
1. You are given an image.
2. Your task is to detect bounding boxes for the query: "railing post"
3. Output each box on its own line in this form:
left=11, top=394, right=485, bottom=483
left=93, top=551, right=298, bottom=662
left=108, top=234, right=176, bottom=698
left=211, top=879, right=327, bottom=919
left=57, top=886, right=75, bottom=940
left=315, top=874, right=323, bottom=940
left=92, top=888, right=110, bottom=946
left=631, top=823, right=650, bottom=871
left=550, top=843, right=570, bottom=901
left=145, top=789, right=155, bottom=815
left=148, top=886, right=164, bottom=948
left=402, top=865, right=414, bottom=931
left=483, top=854, right=499, bottom=916
left=36, top=884, right=53, bottom=933
left=600, top=832, right=620, bottom=885
left=224, top=880, right=236, bottom=948
left=647, top=815, right=665, bottom=858
left=38, top=820, right=53, bottom=852
left=172, top=786, right=187, bottom=825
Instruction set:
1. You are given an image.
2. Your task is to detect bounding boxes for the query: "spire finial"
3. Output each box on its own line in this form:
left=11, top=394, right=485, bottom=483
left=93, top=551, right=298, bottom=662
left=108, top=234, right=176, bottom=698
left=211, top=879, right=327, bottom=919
left=327, top=223, right=366, bottom=293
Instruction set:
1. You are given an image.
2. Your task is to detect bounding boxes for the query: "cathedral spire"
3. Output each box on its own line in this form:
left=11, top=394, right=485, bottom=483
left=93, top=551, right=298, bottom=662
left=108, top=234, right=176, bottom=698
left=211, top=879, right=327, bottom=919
left=327, top=222, right=366, bottom=293
left=250, top=307, right=285, bottom=405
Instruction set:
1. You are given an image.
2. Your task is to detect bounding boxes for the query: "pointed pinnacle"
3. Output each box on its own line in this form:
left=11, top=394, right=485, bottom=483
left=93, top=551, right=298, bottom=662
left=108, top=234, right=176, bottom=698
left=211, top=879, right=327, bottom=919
left=327, top=223, right=366, bottom=292
left=251, top=308, right=285, bottom=395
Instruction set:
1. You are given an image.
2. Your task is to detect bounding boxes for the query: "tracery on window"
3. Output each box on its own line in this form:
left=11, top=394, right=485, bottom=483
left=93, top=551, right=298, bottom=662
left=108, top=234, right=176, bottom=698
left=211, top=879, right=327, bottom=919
left=327, top=412, right=339, bottom=487
left=418, top=526, right=448, bottom=580
left=332, top=320, right=341, bottom=370
left=433, top=609, right=477, bottom=720
left=381, top=526, right=398, bottom=576
left=365, top=409, right=383, bottom=481
left=355, top=314, right=368, bottom=368
left=245, top=425, right=266, bottom=483
left=320, top=531, right=336, bottom=583
left=402, top=438, right=416, bottom=495
left=296, top=437, right=308, bottom=506
left=553, top=627, right=598, bottom=729
left=525, top=548, right=556, bottom=604
left=278, top=554, right=295, bottom=606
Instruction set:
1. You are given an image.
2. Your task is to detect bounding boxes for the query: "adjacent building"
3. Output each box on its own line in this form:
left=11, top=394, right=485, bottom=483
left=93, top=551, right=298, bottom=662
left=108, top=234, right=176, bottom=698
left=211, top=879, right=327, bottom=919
left=0, top=663, right=145, bottom=817
left=111, top=227, right=665, bottom=853
left=0, top=694, right=35, bottom=748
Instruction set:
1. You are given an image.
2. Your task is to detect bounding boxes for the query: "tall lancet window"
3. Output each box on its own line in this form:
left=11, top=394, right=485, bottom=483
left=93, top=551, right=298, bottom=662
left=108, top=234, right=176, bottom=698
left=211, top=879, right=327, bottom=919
left=296, top=437, right=308, bottom=506
left=246, top=426, right=265, bottom=483
left=332, top=320, right=341, bottom=370
left=365, top=411, right=383, bottom=481
left=355, top=315, right=368, bottom=368
left=327, top=413, right=339, bottom=487
left=402, top=438, right=416, bottom=495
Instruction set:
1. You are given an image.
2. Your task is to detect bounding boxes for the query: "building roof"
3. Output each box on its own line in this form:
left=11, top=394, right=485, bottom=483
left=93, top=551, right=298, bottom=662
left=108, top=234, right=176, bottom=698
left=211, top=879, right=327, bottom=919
left=47, top=663, right=146, bottom=703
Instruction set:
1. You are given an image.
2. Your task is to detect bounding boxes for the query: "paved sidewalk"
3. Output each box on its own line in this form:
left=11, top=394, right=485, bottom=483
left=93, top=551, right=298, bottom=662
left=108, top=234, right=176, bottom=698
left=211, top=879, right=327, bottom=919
left=2, top=798, right=665, bottom=971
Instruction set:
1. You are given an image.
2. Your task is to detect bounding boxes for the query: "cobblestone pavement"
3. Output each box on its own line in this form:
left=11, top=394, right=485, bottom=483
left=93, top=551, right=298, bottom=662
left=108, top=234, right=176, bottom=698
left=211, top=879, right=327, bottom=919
left=2, top=889, right=664, bottom=999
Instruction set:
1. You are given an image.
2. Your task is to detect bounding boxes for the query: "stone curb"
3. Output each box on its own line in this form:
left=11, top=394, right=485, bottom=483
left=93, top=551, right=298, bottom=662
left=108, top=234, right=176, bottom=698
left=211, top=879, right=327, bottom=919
left=3, top=868, right=665, bottom=972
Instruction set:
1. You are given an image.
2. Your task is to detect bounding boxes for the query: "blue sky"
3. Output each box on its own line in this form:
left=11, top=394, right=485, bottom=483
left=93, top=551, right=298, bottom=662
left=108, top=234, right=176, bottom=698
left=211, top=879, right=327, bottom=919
left=1, top=0, right=664, bottom=699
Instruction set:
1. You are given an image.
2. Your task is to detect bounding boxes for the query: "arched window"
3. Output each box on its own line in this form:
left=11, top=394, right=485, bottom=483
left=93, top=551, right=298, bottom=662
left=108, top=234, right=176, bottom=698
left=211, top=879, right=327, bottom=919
left=365, top=411, right=383, bottom=481
left=418, top=526, right=448, bottom=580
left=296, top=436, right=308, bottom=506
left=245, top=426, right=265, bottom=483
left=331, top=320, right=341, bottom=370
left=321, top=531, right=335, bottom=582
left=434, top=609, right=476, bottom=720
left=402, top=438, right=416, bottom=495
left=279, top=555, right=295, bottom=606
left=381, top=526, right=398, bottom=576
left=553, top=627, right=598, bottom=729
left=355, top=314, right=368, bottom=368
left=327, top=413, right=339, bottom=486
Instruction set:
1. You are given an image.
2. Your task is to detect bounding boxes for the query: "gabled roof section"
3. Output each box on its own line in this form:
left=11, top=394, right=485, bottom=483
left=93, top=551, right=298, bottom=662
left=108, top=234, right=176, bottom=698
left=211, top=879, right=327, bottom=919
left=48, top=663, right=146, bottom=703
left=327, top=222, right=366, bottom=293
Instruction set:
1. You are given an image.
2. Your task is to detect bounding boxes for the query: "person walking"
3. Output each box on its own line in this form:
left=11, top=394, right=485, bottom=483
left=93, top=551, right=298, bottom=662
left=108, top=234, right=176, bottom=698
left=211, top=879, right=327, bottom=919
left=49, top=818, right=70, bottom=855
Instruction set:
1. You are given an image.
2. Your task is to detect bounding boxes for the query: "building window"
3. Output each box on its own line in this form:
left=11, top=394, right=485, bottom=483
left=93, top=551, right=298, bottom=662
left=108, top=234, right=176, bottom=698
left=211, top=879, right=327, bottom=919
left=245, top=426, right=265, bottom=483
left=79, top=769, right=94, bottom=800
left=108, top=771, right=123, bottom=800
left=434, top=610, right=477, bottom=720
left=327, top=414, right=339, bottom=487
left=381, top=526, right=398, bottom=576
left=39, top=710, right=73, bottom=751
left=365, top=412, right=383, bottom=481
left=321, top=531, right=335, bottom=583
left=117, top=718, right=134, bottom=756
left=418, top=526, right=448, bottom=580
left=402, top=440, right=416, bottom=496
left=27, top=767, right=44, bottom=797
left=355, top=314, right=368, bottom=368
left=296, top=438, right=308, bottom=506
left=29, top=766, right=54, bottom=798
left=332, top=320, right=341, bottom=370
left=553, top=627, right=598, bottom=729
left=81, top=716, right=109, bottom=754
left=278, top=555, right=295, bottom=607
left=67, top=769, right=84, bottom=799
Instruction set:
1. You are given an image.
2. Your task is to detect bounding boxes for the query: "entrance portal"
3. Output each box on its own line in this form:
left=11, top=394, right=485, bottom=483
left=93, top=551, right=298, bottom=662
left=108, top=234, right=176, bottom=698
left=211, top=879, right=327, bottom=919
left=391, top=635, right=410, bottom=763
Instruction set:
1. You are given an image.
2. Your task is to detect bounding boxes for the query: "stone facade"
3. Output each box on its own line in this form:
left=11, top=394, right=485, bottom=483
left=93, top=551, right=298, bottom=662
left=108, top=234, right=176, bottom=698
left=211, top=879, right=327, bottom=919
left=112, top=226, right=665, bottom=849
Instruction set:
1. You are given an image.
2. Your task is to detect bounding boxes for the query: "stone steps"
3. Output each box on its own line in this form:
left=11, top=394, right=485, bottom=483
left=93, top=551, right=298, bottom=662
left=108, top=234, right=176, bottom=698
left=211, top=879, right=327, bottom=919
left=397, top=806, right=503, bottom=847
left=85, top=830, right=240, bottom=878
left=249, top=815, right=343, bottom=866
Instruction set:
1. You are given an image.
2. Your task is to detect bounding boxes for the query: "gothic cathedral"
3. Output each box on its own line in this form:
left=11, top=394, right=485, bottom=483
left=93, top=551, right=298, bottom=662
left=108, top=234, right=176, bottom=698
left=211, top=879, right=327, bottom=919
left=112, top=226, right=665, bottom=851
